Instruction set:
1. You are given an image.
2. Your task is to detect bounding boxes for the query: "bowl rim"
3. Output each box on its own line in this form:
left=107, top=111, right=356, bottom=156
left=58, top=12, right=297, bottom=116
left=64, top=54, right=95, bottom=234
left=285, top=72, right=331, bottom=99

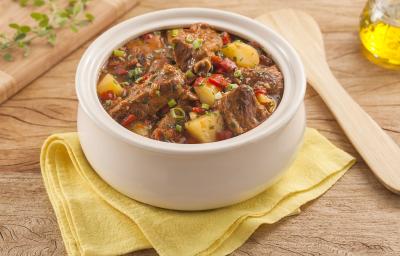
left=76, top=7, right=306, bottom=154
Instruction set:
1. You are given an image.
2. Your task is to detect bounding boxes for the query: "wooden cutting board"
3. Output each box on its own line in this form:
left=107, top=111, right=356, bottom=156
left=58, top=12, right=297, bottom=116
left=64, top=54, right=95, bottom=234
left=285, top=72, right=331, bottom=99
left=0, top=0, right=139, bottom=104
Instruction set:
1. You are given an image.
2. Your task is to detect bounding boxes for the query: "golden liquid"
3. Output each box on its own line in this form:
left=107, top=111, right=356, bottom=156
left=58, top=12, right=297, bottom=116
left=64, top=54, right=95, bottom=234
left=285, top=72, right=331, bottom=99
left=360, top=4, right=400, bottom=67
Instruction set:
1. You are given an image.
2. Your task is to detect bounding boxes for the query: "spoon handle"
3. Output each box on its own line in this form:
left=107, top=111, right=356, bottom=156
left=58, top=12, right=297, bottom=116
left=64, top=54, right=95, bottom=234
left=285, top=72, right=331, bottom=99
left=310, top=67, right=400, bottom=193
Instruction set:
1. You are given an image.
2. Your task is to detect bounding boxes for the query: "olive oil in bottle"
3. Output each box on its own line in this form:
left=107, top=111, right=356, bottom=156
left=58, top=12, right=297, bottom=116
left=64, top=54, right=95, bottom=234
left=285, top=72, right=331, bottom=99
left=359, top=0, right=400, bottom=68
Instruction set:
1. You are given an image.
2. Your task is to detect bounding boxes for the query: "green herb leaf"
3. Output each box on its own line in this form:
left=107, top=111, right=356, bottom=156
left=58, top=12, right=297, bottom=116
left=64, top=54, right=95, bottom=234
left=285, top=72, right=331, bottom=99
left=39, top=15, right=49, bottom=27
left=14, top=33, right=26, bottom=41
left=30, top=12, right=43, bottom=21
left=2, top=0, right=94, bottom=61
left=72, top=3, right=82, bottom=16
left=85, top=13, right=95, bottom=22
left=128, top=67, right=143, bottom=80
left=18, top=0, right=29, bottom=7
left=33, top=0, right=45, bottom=7
left=9, top=23, right=20, bottom=30
left=47, top=33, right=56, bottom=46
left=3, top=52, right=13, bottom=61
left=70, top=24, right=78, bottom=32
left=20, top=25, right=31, bottom=33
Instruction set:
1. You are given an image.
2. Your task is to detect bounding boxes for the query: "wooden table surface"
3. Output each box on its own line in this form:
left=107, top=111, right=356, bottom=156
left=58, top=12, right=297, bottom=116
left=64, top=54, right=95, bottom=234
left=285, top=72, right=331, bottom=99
left=1, top=0, right=399, bottom=255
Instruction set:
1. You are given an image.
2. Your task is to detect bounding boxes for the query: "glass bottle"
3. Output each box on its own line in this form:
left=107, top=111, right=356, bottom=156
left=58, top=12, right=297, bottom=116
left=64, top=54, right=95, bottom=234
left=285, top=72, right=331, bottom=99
left=359, top=0, right=400, bottom=69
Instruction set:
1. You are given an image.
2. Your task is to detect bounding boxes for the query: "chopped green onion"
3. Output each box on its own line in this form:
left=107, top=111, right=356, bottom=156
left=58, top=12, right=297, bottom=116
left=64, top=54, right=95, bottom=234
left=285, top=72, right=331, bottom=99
left=226, top=83, right=238, bottom=91
left=170, top=107, right=186, bottom=120
left=129, top=67, right=143, bottom=80
left=192, top=38, right=203, bottom=49
left=170, top=29, right=179, bottom=37
left=185, top=70, right=195, bottom=79
left=175, top=124, right=183, bottom=133
left=214, top=92, right=223, bottom=100
left=233, top=69, right=242, bottom=78
left=185, top=35, right=194, bottom=43
left=113, top=49, right=125, bottom=57
left=168, top=99, right=177, bottom=108
left=155, top=90, right=161, bottom=97
left=201, top=103, right=210, bottom=110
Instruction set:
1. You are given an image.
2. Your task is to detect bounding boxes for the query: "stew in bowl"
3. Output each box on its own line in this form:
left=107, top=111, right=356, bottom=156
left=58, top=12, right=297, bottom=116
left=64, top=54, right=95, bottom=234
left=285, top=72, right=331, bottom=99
left=77, top=8, right=306, bottom=210
left=97, top=23, right=284, bottom=144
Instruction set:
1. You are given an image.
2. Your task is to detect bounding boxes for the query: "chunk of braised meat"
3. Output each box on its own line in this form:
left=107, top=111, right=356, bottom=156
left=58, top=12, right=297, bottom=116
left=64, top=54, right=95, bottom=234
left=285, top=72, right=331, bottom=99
left=260, top=54, right=275, bottom=66
left=216, top=85, right=268, bottom=135
left=170, top=23, right=223, bottom=74
left=125, top=33, right=168, bottom=70
left=151, top=113, right=186, bottom=143
left=177, top=88, right=199, bottom=113
left=148, top=58, right=168, bottom=73
left=193, top=58, right=212, bottom=75
left=108, top=64, right=185, bottom=122
left=239, top=65, right=283, bottom=94
left=105, top=33, right=172, bottom=80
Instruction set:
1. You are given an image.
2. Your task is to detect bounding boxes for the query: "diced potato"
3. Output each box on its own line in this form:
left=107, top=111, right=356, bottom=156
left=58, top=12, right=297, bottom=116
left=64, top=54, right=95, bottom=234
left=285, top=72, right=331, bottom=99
left=221, top=41, right=260, bottom=68
left=185, top=111, right=224, bottom=143
left=130, top=121, right=150, bottom=137
left=194, top=84, right=219, bottom=106
left=189, top=112, right=198, bottom=120
left=256, top=94, right=277, bottom=113
left=256, top=93, right=269, bottom=104
left=97, top=73, right=123, bottom=96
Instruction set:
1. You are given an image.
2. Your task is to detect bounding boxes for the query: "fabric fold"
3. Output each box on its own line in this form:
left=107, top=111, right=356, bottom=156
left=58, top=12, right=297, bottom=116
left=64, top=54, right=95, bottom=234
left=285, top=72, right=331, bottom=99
left=40, top=128, right=355, bottom=256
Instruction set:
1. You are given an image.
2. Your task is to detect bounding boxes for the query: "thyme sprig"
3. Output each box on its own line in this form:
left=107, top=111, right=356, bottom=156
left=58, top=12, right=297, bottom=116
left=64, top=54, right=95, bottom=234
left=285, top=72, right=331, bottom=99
left=0, top=0, right=94, bottom=61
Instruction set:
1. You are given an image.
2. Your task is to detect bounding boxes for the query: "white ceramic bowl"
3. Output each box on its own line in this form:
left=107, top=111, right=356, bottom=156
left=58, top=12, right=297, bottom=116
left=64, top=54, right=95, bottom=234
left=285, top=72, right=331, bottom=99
left=76, top=8, right=306, bottom=210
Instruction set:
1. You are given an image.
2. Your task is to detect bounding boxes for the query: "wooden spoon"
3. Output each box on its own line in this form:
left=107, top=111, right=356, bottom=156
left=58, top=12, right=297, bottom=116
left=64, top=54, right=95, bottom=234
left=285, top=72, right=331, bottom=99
left=256, top=9, right=400, bottom=194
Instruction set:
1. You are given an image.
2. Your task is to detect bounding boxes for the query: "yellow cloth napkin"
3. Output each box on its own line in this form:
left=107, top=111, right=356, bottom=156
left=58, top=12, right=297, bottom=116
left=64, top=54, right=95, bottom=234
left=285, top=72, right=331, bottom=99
left=40, top=128, right=355, bottom=256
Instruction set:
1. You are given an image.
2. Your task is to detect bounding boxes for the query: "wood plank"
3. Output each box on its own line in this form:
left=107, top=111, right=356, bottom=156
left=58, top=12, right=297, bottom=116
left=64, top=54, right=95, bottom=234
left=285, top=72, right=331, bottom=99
left=0, top=0, right=139, bottom=103
left=1, top=0, right=399, bottom=255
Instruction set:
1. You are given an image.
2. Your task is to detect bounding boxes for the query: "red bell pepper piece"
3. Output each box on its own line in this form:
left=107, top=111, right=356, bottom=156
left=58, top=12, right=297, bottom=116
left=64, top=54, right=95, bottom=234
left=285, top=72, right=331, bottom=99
left=221, top=32, right=231, bottom=45
left=99, top=90, right=115, bottom=100
left=208, top=74, right=227, bottom=89
left=211, top=56, right=237, bottom=73
left=216, top=130, right=233, bottom=141
left=219, top=58, right=237, bottom=72
left=192, top=107, right=205, bottom=114
left=193, top=77, right=205, bottom=87
left=211, top=55, right=223, bottom=65
left=254, top=87, right=267, bottom=95
left=121, top=114, right=137, bottom=127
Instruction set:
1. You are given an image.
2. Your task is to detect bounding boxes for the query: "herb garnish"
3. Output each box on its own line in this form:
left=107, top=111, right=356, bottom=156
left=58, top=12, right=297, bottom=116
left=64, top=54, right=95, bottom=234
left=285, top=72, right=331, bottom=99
left=1, top=0, right=94, bottom=62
